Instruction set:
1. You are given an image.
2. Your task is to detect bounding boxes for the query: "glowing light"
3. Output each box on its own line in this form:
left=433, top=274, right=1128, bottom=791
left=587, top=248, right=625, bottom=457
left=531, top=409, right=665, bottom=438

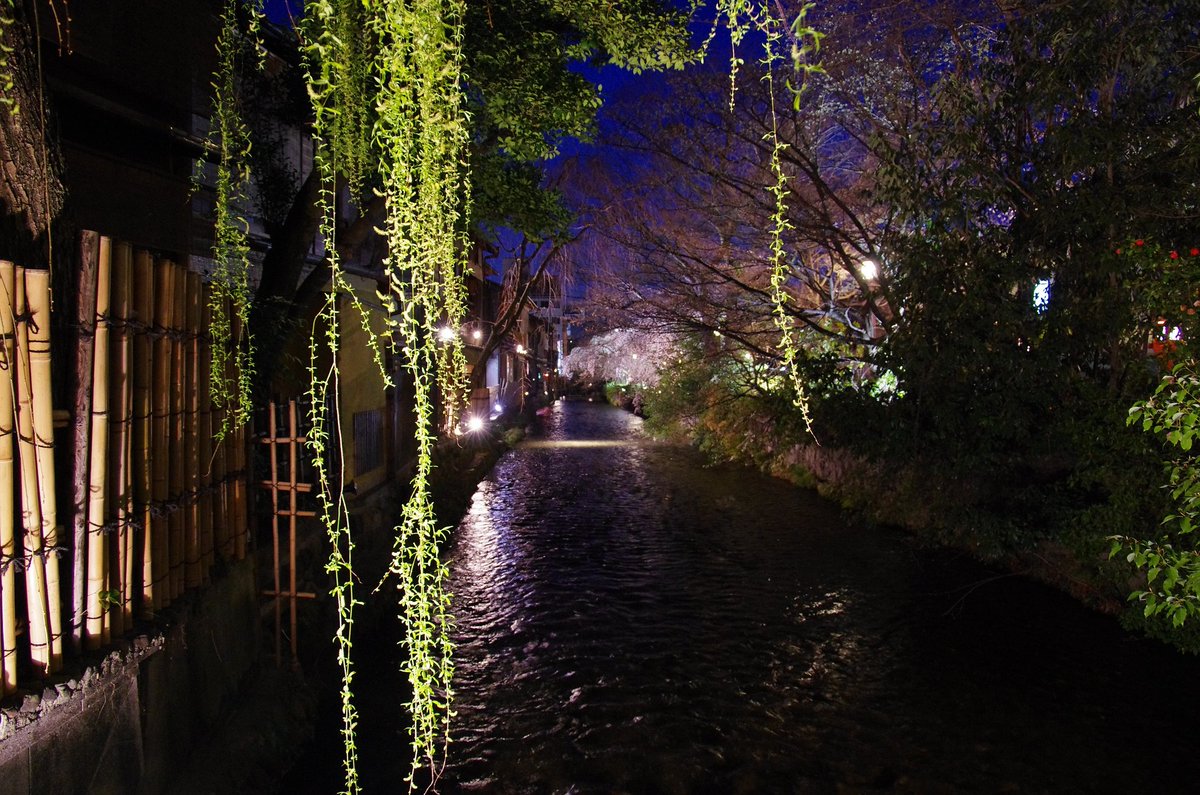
left=494, top=402, right=503, bottom=413
left=466, top=415, right=485, bottom=432
left=516, top=344, right=526, bottom=355
left=472, top=329, right=482, bottom=341
left=860, top=259, right=878, bottom=280
left=436, top=325, right=456, bottom=343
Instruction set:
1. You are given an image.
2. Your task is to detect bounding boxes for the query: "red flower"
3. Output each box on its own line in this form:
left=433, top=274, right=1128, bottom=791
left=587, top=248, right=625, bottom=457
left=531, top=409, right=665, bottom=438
left=1191, top=248, right=1199, bottom=257
left=1171, top=251, right=1180, bottom=259
left=1135, top=239, right=1145, bottom=247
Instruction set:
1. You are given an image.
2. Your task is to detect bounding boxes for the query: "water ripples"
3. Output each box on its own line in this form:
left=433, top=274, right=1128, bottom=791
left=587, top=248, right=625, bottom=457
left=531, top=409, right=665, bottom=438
left=434, top=401, right=1200, bottom=794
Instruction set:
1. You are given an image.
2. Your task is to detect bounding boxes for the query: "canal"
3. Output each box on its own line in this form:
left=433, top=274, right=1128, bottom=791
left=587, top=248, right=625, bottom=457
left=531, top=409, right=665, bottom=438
left=291, top=399, right=1200, bottom=792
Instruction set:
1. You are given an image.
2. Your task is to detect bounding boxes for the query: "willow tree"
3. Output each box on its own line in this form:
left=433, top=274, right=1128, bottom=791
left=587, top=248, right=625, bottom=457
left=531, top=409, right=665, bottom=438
left=3, top=0, right=822, bottom=787
left=281, top=1, right=698, bottom=790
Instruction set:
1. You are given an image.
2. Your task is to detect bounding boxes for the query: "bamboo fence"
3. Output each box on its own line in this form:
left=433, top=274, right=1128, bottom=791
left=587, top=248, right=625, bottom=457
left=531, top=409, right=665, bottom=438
left=0, top=235, right=251, bottom=694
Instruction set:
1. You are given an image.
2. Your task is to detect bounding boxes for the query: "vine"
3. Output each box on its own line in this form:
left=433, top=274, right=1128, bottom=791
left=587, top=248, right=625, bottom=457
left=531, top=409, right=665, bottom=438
left=203, top=0, right=262, bottom=438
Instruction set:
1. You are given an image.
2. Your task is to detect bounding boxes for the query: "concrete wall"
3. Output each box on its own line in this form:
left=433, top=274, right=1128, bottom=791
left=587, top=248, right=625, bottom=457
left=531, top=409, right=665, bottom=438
left=0, top=558, right=260, bottom=795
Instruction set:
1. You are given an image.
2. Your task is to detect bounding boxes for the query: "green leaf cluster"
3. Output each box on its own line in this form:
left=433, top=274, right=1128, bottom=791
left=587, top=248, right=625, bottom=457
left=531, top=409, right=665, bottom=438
left=1116, top=362, right=1200, bottom=628
left=204, top=0, right=264, bottom=438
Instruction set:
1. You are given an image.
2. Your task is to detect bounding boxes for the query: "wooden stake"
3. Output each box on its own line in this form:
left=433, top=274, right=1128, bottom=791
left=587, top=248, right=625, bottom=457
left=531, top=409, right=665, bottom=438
left=70, top=232, right=99, bottom=653
left=197, top=286, right=214, bottom=580
left=0, top=260, right=19, bottom=694
left=108, top=243, right=134, bottom=636
left=168, top=262, right=185, bottom=598
left=13, top=266, right=54, bottom=677
left=132, top=250, right=155, bottom=615
left=150, top=258, right=173, bottom=610
left=219, top=297, right=234, bottom=561
left=184, top=270, right=201, bottom=589
left=230, top=306, right=247, bottom=561
left=84, top=245, right=112, bottom=649
left=268, top=402, right=281, bottom=666
left=287, top=400, right=300, bottom=660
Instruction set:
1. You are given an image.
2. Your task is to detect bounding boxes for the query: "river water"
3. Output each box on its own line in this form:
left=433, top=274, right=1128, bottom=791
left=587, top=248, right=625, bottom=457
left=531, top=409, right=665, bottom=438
left=290, top=399, right=1200, bottom=793
left=435, top=400, right=1200, bottom=793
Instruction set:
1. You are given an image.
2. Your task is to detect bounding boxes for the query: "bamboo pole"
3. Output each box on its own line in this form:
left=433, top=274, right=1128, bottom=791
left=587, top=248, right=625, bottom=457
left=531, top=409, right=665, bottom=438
left=150, top=258, right=173, bottom=610
left=287, top=400, right=299, bottom=660
left=197, top=287, right=214, bottom=580
left=25, top=267, right=63, bottom=670
left=84, top=244, right=112, bottom=649
left=0, top=260, right=19, bottom=695
left=212, top=401, right=228, bottom=561
left=230, top=306, right=247, bottom=561
left=132, top=251, right=155, bottom=615
left=108, top=243, right=134, bottom=636
left=14, top=266, right=54, bottom=677
left=184, top=270, right=201, bottom=589
left=219, top=296, right=234, bottom=561
left=268, top=402, right=281, bottom=666
left=233, top=419, right=247, bottom=561
left=70, top=232, right=100, bottom=653
left=168, top=262, right=185, bottom=598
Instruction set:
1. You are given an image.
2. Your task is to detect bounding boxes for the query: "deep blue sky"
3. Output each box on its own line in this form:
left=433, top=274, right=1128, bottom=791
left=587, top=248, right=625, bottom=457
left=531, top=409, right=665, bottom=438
left=264, top=0, right=302, bottom=26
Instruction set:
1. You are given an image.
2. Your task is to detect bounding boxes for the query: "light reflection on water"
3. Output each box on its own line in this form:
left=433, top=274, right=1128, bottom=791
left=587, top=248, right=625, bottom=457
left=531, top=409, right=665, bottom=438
left=435, top=401, right=1200, bottom=794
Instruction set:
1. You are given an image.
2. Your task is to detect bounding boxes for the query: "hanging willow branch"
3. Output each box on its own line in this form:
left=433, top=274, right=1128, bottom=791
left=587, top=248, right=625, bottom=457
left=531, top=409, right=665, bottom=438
left=203, top=0, right=262, bottom=439
left=291, top=1, right=817, bottom=789
left=370, top=0, right=469, bottom=783
left=710, top=0, right=823, bottom=439
left=301, top=0, right=469, bottom=788
left=298, top=2, right=366, bottom=791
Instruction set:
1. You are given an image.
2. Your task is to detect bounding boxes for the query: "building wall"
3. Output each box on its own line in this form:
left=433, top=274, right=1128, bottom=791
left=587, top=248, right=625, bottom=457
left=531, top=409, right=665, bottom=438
left=337, top=274, right=391, bottom=496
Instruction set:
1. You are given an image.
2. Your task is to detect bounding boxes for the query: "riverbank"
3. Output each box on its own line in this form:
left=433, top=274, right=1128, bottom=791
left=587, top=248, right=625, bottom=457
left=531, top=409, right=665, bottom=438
left=615, top=390, right=1182, bottom=650
left=270, top=414, right=523, bottom=793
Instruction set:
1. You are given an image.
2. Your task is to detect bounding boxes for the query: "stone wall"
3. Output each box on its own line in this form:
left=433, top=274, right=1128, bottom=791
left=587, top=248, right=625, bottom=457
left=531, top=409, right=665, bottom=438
left=0, top=558, right=259, bottom=795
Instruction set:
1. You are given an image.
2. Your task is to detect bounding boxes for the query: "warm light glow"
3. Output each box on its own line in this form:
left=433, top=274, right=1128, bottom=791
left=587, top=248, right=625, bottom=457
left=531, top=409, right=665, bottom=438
left=472, top=328, right=482, bottom=341
left=466, top=415, right=485, bottom=432
left=516, top=344, right=526, bottom=354
left=437, top=325, right=456, bottom=343
left=860, top=259, right=878, bottom=280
